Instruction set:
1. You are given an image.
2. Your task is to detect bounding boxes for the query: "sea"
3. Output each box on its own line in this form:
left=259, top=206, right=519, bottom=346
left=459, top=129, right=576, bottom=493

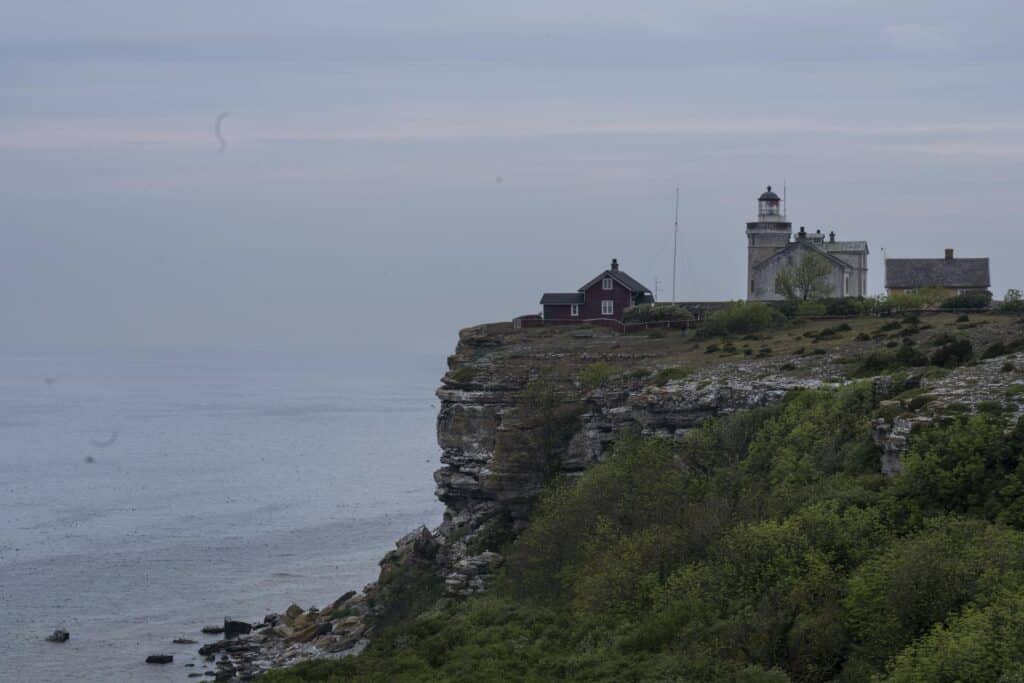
left=0, top=346, right=446, bottom=682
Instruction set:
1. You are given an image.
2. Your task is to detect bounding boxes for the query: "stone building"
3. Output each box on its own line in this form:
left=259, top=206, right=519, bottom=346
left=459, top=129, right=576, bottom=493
left=884, top=249, right=990, bottom=298
left=746, top=186, right=869, bottom=301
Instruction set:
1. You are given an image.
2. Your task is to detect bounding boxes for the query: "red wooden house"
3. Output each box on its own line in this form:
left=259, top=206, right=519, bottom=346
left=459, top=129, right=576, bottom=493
left=539, top=259, right=654, bottom=322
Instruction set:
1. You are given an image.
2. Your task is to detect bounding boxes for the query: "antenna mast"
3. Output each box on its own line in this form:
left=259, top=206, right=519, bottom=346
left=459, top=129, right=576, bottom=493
left=672, top=186, right=679, bottom=304
left=783, top=180, right=787, bottom=217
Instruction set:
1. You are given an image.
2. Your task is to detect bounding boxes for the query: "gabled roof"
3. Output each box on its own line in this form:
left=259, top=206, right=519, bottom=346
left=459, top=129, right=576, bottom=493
left=885, top=258, right=990, bottom=289
left=821, top=240, right=869, bottom=254
left=540, top=292, right=585, bottom=305
left=751, top=239, right=851, bottom=272
left=578, top=269, right=652, bottom=294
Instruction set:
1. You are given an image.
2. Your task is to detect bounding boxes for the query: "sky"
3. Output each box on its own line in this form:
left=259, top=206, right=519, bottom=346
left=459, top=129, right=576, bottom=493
left=3, top=1, right=1023, bottom=354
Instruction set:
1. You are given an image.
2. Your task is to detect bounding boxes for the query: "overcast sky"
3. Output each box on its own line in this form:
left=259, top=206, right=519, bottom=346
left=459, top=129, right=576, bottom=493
left=3, top=1, right=1023, bottom=354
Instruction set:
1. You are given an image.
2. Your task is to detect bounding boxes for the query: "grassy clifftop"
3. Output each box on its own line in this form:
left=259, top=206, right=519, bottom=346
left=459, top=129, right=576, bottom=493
left=265, top=312, right=1024, bottom=683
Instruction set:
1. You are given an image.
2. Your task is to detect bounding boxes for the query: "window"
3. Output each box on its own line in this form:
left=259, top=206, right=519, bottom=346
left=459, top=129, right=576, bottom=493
left=602, top=277, right=613, bottom=290
left=570, top=304, right=579, bottom=317
left=601, top=300, right=614, bottom=316
left=843, top=273, right=850, bottom=297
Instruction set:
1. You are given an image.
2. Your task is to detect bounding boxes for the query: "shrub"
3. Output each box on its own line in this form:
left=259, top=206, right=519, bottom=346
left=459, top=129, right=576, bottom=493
left=940, top=291, right=993, bottom=310
left=652, top=367, right=692, bottom=386
left=698, top=302, right=784, bottom=338
left=1001, top=289, right=1024, bottom=312
left=579, top=361, right=617, bottom=390
left=823, top=298, right=861, bottom=316
left=1003, top=362, right=1016, bottom=373
left=929, top=337, right=973, bottom=368
left=886, top=292, right=925, bottom=312
left=852, top=345, right=928, bottom=375
left=882, top=588, right=1024, bottom=683
left=844, top=518, right=1024, bottom=668
left=624, top=303, right=695, bottom=323
left=797, top=301, right=827, bottom=316
left=981, top=338, right=1024, bottom=360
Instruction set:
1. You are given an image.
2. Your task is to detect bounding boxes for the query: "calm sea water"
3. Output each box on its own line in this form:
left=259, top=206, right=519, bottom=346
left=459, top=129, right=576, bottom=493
left=0, top=347, right=445, bottom=682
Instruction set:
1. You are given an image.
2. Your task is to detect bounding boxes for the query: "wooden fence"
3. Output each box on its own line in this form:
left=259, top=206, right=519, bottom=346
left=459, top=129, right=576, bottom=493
left=513, top=316, right=701, bottom=334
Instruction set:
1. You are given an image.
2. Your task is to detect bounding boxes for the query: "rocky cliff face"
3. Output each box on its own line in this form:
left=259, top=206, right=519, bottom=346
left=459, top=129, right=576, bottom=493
left=203, top=316, right=1024, bottom=679
left=432, top=323, right=842, bottom=597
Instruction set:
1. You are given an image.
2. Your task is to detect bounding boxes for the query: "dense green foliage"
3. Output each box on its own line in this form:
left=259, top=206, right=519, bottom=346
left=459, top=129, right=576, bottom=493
left=624, top=303, right=695, bottom=323
left=578, top=361, right=617, bottom=391
left=940, top=291, right=993, bottom=310
left=698, top=301, right=785, bottom=338
left=265, top=384, right=1024, bottom=683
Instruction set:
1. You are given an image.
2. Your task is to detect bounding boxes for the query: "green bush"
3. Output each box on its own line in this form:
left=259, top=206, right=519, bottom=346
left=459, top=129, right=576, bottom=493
left=929, top=337, right=973, bottom=368
left=623, top=303, right=694, bottom=323
left=852, top=345, right=928, bottom=375
left=823, top=297, right=861, bottom=316
left=579, top=361, right=616, bottom=390
left=1001, top=289, right=1024, bottom=312
left=698, top=302, right=785, bottom=338
left=652, top=367, right=692, bottom=386
left=844, top=518, right=1024, bottom=668
left=881, top=588, right=1024, bottom=683
left=797, top=301, right=827, bottom=316
left=940, top=291, right=993, bottom=310
left=982, top=338, right=1024, bottom=359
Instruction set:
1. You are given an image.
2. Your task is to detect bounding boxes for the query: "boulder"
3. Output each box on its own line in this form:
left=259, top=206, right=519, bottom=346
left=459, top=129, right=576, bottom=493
left=223, top=619, right=252, bottom=639
left=145, top=654, right=174, bottom=664
left=201, top=625, right=224, bottom=635
left=283, top=604, right=304, bottom=623
left=173, top=638, right=197, bottom=644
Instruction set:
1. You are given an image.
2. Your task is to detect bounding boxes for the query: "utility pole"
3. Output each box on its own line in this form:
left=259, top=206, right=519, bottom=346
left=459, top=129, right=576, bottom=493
left=672, top=186, right=679, bottom=304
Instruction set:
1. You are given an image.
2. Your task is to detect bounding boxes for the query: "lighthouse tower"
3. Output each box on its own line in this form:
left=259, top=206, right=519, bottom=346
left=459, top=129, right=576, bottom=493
left=745, top=186, right=792, bottom=299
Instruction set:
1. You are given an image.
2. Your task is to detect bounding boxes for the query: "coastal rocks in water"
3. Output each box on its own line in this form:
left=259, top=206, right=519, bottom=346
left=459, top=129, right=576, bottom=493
left=174, top=638, right=198, bottom=644
left=45, top=629, right=70, bottom=643
left=145, top=654, right=173, bottom=664
left=201, top=625, right=224, bottom=635
left=194, top=590, right=374, bottom=678
left=223, top=619, right=252, bottom=639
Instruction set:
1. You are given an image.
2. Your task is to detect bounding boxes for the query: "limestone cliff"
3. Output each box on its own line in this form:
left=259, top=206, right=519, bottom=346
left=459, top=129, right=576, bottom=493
left=205, top=313, right=1024, bottom=679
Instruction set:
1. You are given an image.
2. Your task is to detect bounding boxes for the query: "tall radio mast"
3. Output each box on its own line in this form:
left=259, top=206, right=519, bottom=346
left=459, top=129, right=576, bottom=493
left=672, top=186, right=679, bottom=304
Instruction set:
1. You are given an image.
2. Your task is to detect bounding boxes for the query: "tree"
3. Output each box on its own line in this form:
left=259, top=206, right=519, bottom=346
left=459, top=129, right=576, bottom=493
left=775, top=253, right=834, bottom=301
left=1002, top=289, right=1024, bottom=312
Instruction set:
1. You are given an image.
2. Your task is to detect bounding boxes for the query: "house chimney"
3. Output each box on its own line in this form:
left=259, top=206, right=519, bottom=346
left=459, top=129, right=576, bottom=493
left=945, top=248, right=954, bottom=261
left=829, top=230, right=836, bottom=243
left=611, top=258, right=619, bottom=271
